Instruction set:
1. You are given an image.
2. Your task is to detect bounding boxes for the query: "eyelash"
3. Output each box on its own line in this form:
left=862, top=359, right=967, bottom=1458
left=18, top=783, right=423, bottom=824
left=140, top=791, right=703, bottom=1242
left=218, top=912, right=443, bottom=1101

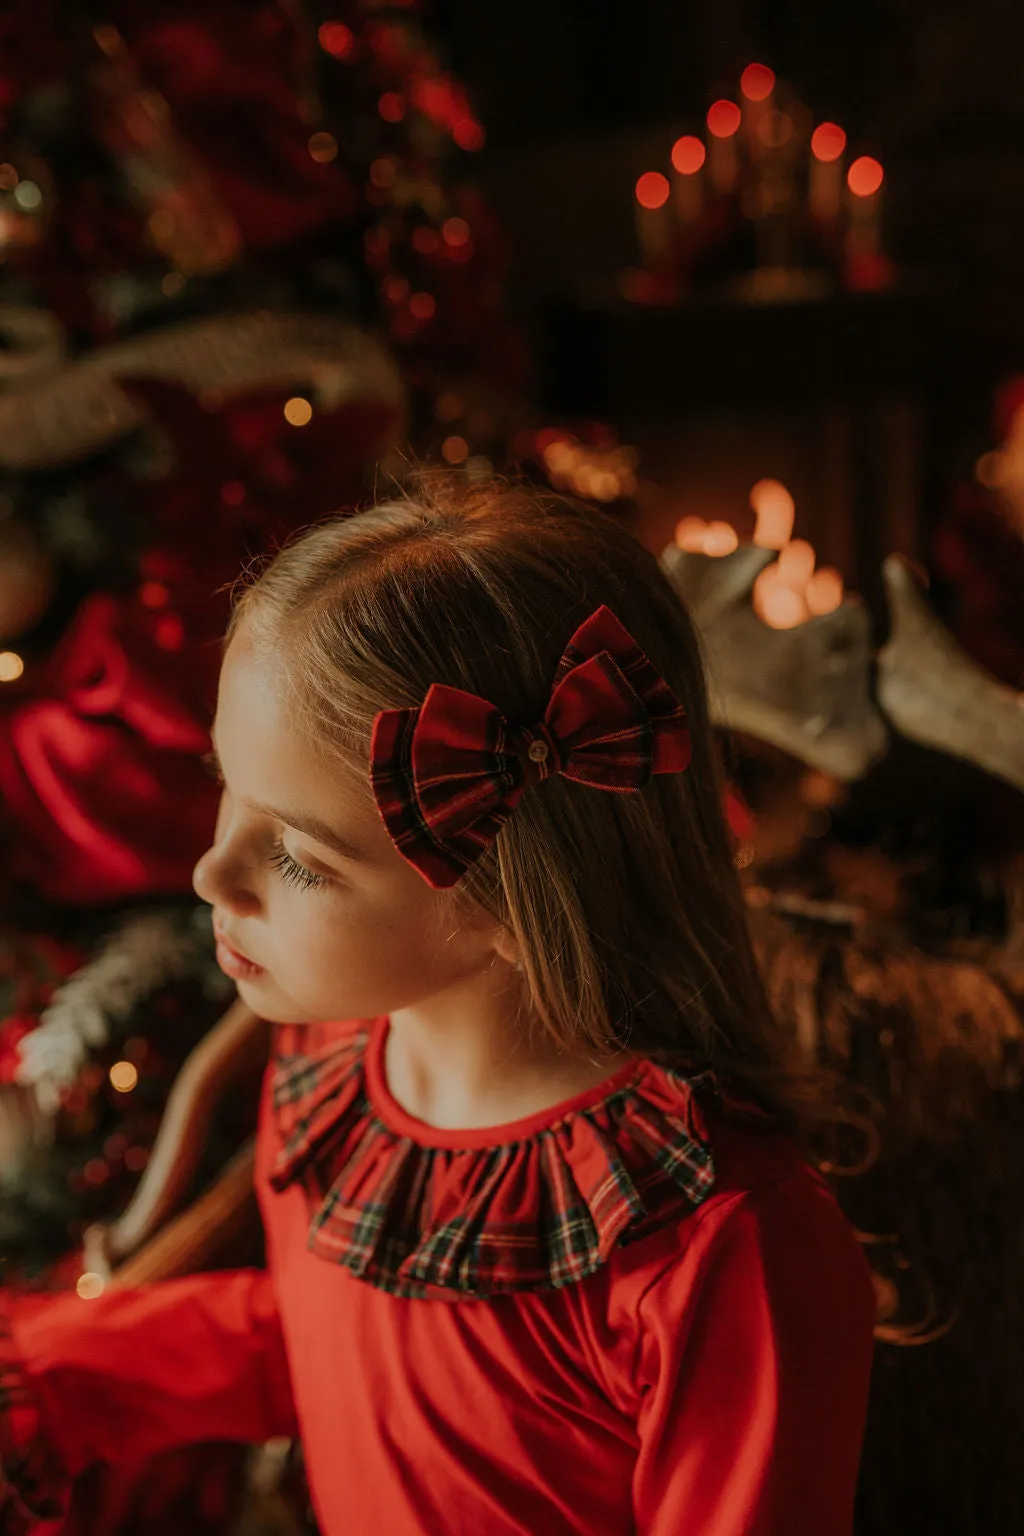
left=202, top=751, right=329, bottom=894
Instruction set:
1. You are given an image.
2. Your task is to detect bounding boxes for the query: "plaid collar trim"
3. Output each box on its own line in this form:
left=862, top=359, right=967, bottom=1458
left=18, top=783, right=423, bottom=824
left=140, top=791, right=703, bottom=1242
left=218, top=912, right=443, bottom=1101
left=269, top=1020, right=717, bottom=1301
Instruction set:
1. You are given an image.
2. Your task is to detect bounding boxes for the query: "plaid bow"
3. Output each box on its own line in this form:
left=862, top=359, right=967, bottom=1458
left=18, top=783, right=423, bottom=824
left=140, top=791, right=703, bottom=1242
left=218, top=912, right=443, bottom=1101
left=370, top=604, right=691, bottom=888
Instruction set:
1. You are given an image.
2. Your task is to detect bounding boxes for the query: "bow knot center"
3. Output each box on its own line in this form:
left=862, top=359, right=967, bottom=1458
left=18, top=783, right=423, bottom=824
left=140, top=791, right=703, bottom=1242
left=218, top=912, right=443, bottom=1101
left=517, top=721, right=561, bottom=784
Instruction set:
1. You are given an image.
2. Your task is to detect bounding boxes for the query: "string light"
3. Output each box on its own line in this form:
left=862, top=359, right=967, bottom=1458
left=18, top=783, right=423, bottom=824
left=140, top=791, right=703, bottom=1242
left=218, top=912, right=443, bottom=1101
left=409, top=292, right=436, bottom=320
left=308, top=132, right=338, bottom=164
left=283, top=396, right=313, bottom=426
left=369, top=158, right=396, bottom=188
left=77, top=1272, right=105, bottom=1300
left=671, top=136, right=706, bottom=175
left=442, top=435, right=469, bottom=464
left=706, top=100, right=741, bottom=138
left=740, top=63, right=775, bottom=102
left=453, top=119, right=485, bottom=151
left=441, top=216, right=470, bottom=246
left=378, top=92, right=405, bottom=123
left=811, top=122, right=847, bottom=162
left=318, top=21, right=354, bottom=59
left=0, top=651, right=25, bottom=682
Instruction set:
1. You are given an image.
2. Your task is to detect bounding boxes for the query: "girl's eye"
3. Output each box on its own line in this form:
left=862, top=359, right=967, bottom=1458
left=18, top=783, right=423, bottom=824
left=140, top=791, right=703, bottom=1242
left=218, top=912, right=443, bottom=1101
left=268, top=839, right=328, bottom=893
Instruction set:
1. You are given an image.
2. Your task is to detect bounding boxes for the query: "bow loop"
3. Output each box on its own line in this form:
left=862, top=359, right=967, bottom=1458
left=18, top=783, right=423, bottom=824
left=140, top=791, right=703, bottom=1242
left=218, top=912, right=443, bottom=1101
left=370, top=604, right=691, bottom=888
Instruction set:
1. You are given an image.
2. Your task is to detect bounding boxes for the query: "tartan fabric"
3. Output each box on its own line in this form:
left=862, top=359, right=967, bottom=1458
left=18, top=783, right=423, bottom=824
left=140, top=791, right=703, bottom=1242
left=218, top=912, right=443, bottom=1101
left=0, top=1309, right=69, bottom=1536
left=369, top=604, right=692, bottom=888
left=270, top=1020, right=717, bottom=1301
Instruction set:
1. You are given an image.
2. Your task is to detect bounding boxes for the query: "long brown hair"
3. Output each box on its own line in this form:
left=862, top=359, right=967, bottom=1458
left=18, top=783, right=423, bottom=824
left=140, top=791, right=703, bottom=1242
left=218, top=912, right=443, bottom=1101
left=228, top=473, right=823, bottom=1130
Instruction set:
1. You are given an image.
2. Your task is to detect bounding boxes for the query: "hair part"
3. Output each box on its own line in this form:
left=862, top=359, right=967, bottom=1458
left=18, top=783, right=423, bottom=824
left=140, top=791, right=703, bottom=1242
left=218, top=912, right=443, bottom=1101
left=228, top=472, right=834, bottom=1135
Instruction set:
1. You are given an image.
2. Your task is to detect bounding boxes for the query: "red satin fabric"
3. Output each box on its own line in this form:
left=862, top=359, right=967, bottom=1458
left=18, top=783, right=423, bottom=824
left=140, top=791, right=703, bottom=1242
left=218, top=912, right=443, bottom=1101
left=6, top=1029, right=875, bottom=1534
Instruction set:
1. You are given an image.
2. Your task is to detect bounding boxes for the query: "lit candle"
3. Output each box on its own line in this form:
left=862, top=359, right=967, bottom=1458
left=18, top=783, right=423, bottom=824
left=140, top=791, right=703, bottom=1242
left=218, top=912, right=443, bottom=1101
left=809, top=122, right=847, bottom=226
left=634, top=171, right=672, bottom=271
left=805, top=567, right=844, bottom=615
left=670, top=135, right=705, bottom=229
left=740, top=63, right=775, bottom=152
left=750, top=479, right=795, bottom=548
left=706, top=100, right=741, bottom=196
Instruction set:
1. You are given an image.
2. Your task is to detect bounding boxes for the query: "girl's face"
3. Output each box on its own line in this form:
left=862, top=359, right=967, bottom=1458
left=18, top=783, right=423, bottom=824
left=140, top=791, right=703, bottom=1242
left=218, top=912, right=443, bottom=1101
left=192, top=629, right=505, bottom=1024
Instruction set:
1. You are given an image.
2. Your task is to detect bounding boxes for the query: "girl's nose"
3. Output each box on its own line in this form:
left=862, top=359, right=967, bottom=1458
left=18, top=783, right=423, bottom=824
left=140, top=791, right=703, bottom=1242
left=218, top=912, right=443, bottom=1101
left=192, top=791, right=262, bottom=916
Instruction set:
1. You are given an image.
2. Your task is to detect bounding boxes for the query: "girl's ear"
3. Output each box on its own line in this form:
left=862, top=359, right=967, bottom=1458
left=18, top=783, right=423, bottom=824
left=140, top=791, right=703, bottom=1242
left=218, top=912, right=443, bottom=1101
left=491, top=926, right=523, bottom=970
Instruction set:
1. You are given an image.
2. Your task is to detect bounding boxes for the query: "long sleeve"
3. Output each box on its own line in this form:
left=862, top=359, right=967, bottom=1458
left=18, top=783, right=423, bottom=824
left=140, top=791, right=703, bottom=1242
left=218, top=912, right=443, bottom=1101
left=1, top=1267, right=297, bottom=1535
left=632, top=1175, right=875, bottom=1536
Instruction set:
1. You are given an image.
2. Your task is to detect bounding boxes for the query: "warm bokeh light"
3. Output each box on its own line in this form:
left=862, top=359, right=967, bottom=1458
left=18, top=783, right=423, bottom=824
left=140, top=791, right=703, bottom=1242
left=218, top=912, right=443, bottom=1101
left=674, top=516, right=709, bottom=552
left=382, top=274, right=410, bottom=303
left=441, top=435, right=469, bottom=464
left=77, top=1272, right=106, bottom=1300
left=139, top=580, right=169, bottom=609
left=109, top=1060, right=139, bottom=1093
left=754, top=570, right=808, bottom=629
left=635, top=171, right=670, bottom=209
left=409, top=292, right=437, bottom=320
left=740, top=63, right=776, bottom=102
left=411, top=225, right=439, bottom=254
left=308, top=131, right=338, bottom=164
left=706, top=99, right=742, bottom=138
left=703, top=521, right=739, bottom=557
left=777, top=538, right=816, bottom=588
left=811, top=122, right=847, bottom=163
left=749, top=479, right=795, bottom=548
left=369, top=157, right=396, bottom=189
left=805, top=567, right=845, bottom=616
left=318, top=21, right=354, bottom=59
left=847, top=156, right=884, bottom=197
left=442, top=216, right=470, bottom=246
left=378, top=92, right=405, bottom=123
left=453, top=118, right=485, bottom=151
left=284, top=397, right=313, bottom=427
left=670, top=136, right=706, bottom=175
left=0, top=163, right=18, bottom=191
left=0, top=651, right=26, bottom=682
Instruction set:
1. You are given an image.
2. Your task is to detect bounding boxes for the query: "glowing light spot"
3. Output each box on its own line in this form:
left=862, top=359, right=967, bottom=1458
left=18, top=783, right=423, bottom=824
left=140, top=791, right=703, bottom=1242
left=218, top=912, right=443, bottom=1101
left=409, top=291, right=436, bottom=320
left=442, top=435, right=469, bottom=464
left=847, top=156, right=884, bottom=197
left=154, top=614, right=184, bottom=651
left=77, top=1272, right=105, bottom=1300
left=675, top=516, right=710, bottom=553
left=635, top=171, right=670, bottom=210
left=369, top=158, right=396, bottom=188
left=706, top=100, right=741, bottom=139
left=755, top=571, right=808, bottom=629
left=805, top=567, right=844, bottom=615
left=318, top=21, right=354, bottom=58
left=0, top=164, right=18, bottom=191
left=750, top=479, right=795, bottom=548
left=284, top=396, right=313, bottom=427
left=442, top=216, right=470, bottom=246
left=671, top=136, right=706, bottom=175
left=109, top=1060, right=139, bottom=1093
left=703, top=521, right=739, bottom=557
left=757, top=112, right=793, bottom=149
left=543, top=440, right=579, bottom=475
left=777, top=538, right=816, bottom=588
left=13, top=180, right=42, bottom=212
left=0, top=652, right=25, bottom=682
left=83, top=1159, right=109, bottom=1187
left=161, top=272, right=185, bottom=297
left=412, top=225, right=440, bottom=254
left=453, top=118, right=485, bottom=151
left=139, top=580, right=169, bottom=609
left=378, top=92, right=405, bottom=123
left=382, top=274, right=410, bottom=304
left=308, top=131, right=338, bottom=164
left=740, top=63, right=775, bottom=102
left=221, top=480, right=246, bottom=507
left=811, top=122, right=847, bottom=163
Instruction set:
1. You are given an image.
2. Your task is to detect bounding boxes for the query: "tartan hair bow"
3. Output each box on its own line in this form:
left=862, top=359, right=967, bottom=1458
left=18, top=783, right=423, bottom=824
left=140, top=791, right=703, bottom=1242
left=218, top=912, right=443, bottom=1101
left=369, top=604, right=692, bottom=889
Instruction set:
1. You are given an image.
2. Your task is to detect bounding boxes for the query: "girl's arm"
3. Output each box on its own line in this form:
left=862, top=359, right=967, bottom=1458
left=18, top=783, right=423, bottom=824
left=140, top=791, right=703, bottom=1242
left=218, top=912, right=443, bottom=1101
left=632, top=1175, right=875, bottom=1536
left=1, top=1267, right=297, bottom=1535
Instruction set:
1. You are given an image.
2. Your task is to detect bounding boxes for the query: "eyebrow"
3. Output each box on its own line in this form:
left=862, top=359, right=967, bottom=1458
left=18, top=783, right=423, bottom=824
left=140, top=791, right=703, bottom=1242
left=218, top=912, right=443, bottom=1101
left=206, top=733, right=370, bottom=864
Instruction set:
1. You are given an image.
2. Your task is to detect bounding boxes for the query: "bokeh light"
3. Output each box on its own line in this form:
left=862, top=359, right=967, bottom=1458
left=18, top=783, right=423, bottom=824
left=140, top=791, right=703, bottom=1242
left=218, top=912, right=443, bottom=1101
left=283, top=397, right=313, bottom=426
left=442, top=435, right=469, bottom=464
left=378, top=92, right=405, bottom=123
left=109, top=1060, right=139, bottom=1093
left=77, top=1272, right=106, bottom=1300
left=671, top=136, right=706, bottom=175
left=635, top=171, right=670, bottom=209
left=740, top=63, right=775, bottom=102
left=0, top=651, right=26, bottom=682
left=847, top=156, right=884, bottom=197
left=777, top=538, right=816, bottom=588
left=703, top=521, right=739, bottom=557
left=706, top=100, right=742, bottom=139
left=308, top=132, right=338, bottom=164
left=749, top=479, right=795, bottom=548
left=805, top=568, right=845, bottom=615
left=318, top=21, right=354, bottom=59
left=811, top=122, right=847, bottom=163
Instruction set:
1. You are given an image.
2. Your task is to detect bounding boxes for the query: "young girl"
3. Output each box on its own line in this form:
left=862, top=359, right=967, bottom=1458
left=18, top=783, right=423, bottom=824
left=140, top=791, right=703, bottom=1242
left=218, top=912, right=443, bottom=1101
left=1, top=477, right=875, bottom=1535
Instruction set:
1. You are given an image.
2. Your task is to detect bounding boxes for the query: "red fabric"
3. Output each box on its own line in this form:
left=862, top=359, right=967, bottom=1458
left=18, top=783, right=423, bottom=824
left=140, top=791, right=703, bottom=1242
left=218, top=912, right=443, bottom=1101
left=0, top=592, right=220, bottom=905
left=4, top=1024, right=875, bottom=1535
left=371, top=605, right=692, bottom=888
left=270, top=1017, right=717, bottom=1296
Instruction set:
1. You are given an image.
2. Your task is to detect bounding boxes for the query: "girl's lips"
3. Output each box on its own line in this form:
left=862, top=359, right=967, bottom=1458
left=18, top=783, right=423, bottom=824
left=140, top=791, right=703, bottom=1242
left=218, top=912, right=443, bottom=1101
left=212, top=919, right=265, bottom=977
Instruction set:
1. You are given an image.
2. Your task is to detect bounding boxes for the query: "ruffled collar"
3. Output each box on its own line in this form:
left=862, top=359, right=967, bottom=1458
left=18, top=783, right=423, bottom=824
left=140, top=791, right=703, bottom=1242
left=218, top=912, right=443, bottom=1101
left=269, top=1017, right=717, bottom=1300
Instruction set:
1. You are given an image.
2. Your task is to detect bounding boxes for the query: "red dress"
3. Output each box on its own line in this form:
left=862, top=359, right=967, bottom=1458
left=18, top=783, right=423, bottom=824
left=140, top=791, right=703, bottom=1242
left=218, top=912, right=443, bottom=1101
left=1, top=1017, right=875, bottom=1535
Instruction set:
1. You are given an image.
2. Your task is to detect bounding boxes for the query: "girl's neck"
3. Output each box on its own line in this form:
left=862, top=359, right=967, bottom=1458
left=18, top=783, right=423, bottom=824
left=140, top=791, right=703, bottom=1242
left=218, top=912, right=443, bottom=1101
left=385, top=969, right=630, bottom=1131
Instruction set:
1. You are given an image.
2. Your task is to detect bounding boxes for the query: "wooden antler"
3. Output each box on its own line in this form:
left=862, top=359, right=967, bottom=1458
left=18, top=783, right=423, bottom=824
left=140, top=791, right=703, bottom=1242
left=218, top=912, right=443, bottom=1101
left=877, top=555, right=1024, bottom=794
left=662, top=543, right=888, bottom=780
